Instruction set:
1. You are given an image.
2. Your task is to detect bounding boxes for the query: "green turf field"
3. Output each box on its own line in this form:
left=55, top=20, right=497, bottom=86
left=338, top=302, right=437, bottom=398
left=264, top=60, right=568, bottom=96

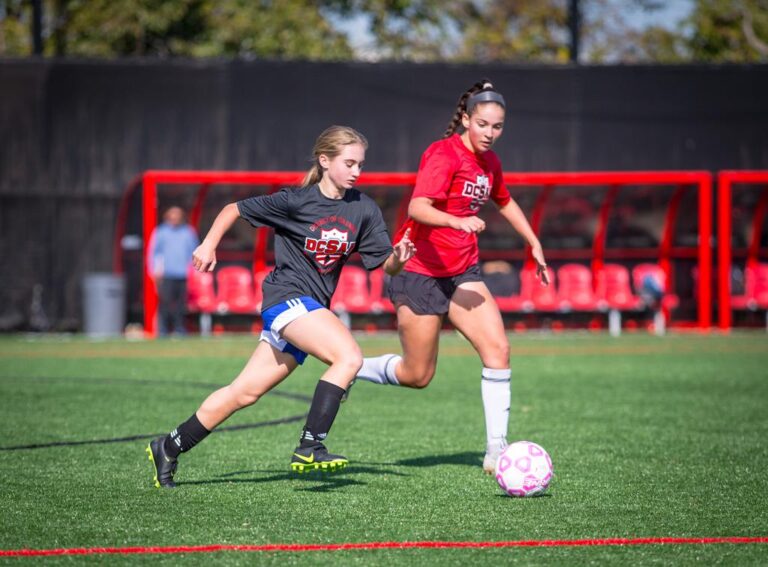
left=0, top=332, right=767, bottom=565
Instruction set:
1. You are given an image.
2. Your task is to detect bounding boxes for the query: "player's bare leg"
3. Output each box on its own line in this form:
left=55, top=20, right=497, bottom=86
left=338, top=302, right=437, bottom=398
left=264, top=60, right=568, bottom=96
left=148, top=342, right=297, bottom=488
left=280, top=307, right=363, bottom=390
left=196, top=342, right=298, bottom=429
left=355, top=304, right=442, bottom=389
left=281, top=308, right=363, bottom=472
left=449, top=281, right=510, bottom=368
left=449, top=281, right=511, bottom=474
left=392, top=305, right=443, bottom=388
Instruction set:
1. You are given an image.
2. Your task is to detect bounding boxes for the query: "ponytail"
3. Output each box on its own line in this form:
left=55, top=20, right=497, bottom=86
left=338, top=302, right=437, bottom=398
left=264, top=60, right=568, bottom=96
left=443, top=78, right=505, bottom=138
left=302, top=162, right=323, bottom=187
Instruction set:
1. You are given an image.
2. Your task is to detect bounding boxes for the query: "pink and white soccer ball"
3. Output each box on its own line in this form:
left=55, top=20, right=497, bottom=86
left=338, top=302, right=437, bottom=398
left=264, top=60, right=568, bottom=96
left=495, top=441, right=553, bottom=497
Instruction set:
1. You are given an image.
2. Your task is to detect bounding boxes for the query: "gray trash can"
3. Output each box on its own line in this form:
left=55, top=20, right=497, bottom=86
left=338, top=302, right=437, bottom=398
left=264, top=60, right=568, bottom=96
left=82, top=273, right=126, bottom=337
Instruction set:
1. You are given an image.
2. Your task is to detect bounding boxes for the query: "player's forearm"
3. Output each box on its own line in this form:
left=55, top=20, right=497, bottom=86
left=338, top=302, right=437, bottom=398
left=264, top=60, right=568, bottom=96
left=382, top=254, right=406, bottom=277
left=499, top=200, right=541, bottom=248
left=201, top=203, right=241, bottom=248
left=408, top=197, right=459, bottom=229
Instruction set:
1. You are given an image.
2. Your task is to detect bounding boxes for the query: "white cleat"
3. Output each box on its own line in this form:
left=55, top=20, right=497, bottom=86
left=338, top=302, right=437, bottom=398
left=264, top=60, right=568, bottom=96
left=482, top=438, right=508, bottom=475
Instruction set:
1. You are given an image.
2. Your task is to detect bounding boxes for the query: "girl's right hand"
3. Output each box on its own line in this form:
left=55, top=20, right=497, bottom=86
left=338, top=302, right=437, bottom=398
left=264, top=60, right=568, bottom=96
left=192, top=242, right=217, bottom=272
left=452, top=215, right=486, bottom=234
left=392, top=228, right=416, bottom=264
left=531, top=242, right=550, bottom=286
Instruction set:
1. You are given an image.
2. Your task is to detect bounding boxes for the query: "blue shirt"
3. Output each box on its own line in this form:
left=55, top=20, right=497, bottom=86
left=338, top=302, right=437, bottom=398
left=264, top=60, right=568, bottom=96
left=149, top=223, right=199, bottom=279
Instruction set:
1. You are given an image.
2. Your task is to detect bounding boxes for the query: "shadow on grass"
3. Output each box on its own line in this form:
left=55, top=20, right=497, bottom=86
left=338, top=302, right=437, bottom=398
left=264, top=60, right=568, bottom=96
left=172, top=452, right=484, bottom=491
left=180, top=461, right=412, bottom=491
left=0, top=414, right=307, bottom=451
left=494, top=492, right=553, bottom=499
left=389, top=451, right=483, bottom=468
left=180, top=471, right=368, bottom=491
left=215, top=464, right=407, bottom=479
left=210, top=450, right=482, bottom=478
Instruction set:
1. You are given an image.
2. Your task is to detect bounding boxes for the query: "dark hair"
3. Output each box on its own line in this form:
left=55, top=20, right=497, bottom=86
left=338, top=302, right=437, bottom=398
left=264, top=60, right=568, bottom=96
left=443, top=79, right=506, bottom=138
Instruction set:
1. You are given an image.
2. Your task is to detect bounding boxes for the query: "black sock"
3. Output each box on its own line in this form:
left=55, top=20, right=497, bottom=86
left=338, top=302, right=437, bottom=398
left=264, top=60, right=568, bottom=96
left=299, top=381, right=345, bottom=447
left=164, top=413, right=210, bottom=458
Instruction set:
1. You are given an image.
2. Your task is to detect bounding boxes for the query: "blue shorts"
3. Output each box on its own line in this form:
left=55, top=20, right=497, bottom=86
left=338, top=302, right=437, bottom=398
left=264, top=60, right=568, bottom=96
left=259, top=296, right=324, bottom=364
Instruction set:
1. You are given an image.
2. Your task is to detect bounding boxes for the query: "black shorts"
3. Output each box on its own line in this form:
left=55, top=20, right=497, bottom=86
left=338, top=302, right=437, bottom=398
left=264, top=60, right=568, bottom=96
left=388, top=264, right=483, bottom=315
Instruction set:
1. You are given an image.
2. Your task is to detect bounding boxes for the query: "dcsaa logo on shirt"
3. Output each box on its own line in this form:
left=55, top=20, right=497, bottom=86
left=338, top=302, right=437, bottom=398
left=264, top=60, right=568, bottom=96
left=304, top=228, right=356, bottom=269
left=462, top=174, right=491, bottom=211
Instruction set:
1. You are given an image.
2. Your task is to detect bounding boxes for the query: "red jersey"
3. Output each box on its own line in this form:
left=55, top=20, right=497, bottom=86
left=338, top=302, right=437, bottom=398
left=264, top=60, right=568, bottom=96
left=399, top=134, right=511, bottom=277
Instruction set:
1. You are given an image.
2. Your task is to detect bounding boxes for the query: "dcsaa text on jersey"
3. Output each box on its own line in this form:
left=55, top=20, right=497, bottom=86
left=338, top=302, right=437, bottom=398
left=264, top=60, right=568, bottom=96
left=462, top=174, right=491, bottom=211
left=304, top=228, right=356, bottom=270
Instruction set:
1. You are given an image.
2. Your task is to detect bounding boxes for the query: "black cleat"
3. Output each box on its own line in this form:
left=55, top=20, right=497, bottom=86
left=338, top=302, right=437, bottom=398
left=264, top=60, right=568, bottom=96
left=290, top=443, right=348, bottom=473
left=146, top=437, right=178, bottom=488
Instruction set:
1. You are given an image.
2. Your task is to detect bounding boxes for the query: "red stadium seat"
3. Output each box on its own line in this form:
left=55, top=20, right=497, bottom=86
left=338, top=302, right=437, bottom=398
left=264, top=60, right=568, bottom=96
left=595, top=264, right=642, bottom=310
left=731, top=263, right=768, bottom=310
left=369, top=268, right=395, bottom=313
left=186, top=267, right=216, bottom=314
left=493, top=292, right=530, bottom=312
left=520, top=266, right=557, bottom=311
left=632, top=263, right=679, bottom=310
left=331, top=265, right=370, bottom=314
left=186, top=267, right=216, bottom=335
left=595, top=263, right=643, bottom=336
left=492, top=270, right=529, bottom=312
left=216, top=266, right=258, bottom=314
left=557, top=263, right=599, bottom=311
left=483, top=262, right=527, bottom=312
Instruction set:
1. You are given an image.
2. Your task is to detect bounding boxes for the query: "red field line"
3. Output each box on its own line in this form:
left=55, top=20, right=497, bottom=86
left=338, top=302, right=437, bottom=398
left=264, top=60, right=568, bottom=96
left=2, top=537, right=767, bottom=557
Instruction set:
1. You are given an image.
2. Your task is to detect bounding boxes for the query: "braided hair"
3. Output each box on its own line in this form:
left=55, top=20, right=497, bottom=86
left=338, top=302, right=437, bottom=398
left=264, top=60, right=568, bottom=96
left=443, top=79, right=504, bottom=138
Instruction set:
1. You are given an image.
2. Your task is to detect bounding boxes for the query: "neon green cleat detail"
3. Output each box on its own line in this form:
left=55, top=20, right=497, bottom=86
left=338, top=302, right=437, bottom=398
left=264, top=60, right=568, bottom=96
left=290, top=443, right=348, bottom=473
left=147, top=437, right=178, bottom=488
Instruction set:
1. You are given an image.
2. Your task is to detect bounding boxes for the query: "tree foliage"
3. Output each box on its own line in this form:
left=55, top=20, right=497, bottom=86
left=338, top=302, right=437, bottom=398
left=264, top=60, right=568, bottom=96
left=583, top=0, right=768, bottom=63
left=456, top=0, right=570, bottom=63
left=0, top=0, right=33, bottom=54
left=328, top=0, right=571, bottom=62
left=1, top=0, right=353, bottom=59
left=687, top=0, right=768, bottom=62
left=579, top=0, right=687, bottom=63
left=1, top=0, right=767, bottom=63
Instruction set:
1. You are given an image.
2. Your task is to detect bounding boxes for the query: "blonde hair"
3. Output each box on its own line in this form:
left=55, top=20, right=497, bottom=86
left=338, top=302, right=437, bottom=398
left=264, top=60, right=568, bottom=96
left=302, top=126, right=369, bottom=187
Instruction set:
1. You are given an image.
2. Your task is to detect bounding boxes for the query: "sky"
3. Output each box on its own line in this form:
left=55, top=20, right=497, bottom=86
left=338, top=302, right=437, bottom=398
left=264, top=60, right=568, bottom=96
left=332, top=1, right=696, bottom=60
left=620, top=0, right=693, bottom=30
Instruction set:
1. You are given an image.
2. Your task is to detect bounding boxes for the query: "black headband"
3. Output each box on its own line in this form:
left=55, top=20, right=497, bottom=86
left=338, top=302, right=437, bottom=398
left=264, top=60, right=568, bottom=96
left=466, top=90, right=506, bottom=113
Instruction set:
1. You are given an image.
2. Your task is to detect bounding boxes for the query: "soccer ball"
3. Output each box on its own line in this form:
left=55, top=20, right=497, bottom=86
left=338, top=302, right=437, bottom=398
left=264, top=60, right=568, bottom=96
left=495, top=441, right=553, bottom=497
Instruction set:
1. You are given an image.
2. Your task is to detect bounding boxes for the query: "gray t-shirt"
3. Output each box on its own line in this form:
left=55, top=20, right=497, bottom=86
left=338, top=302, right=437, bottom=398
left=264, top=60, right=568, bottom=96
left=237, top=185, right=392, bottom=310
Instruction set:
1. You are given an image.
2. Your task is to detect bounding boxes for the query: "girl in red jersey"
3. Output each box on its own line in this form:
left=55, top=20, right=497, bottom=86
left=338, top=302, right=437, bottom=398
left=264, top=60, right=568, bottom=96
left=353, top=80, right=549, bottom=474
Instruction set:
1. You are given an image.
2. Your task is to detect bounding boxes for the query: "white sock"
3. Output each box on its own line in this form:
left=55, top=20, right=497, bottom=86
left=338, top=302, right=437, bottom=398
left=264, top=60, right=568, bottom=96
left=356, top=354, right=401, bottom=385
left=481, top=367, right=511, bottom=448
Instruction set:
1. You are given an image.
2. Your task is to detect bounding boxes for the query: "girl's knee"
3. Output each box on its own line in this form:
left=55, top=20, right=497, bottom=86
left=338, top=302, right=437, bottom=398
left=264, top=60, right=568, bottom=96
left=230, top=385, right=262, bottom=408
left=483, top=340, right=510, bottom=368
left=498, top=343, right=511, bottom=364
left=332, top=346, right=363, bottom=376
left=405, top=366, right=436, bottom=389
left=341, top=352, right=364, bottom=376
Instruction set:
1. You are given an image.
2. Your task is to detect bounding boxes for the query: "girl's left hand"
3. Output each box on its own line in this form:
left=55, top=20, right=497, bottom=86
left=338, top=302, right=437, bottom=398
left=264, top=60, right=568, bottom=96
left=393, top=228, right=416, bottom=264
left=531, top=243, right=550, bottom=286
